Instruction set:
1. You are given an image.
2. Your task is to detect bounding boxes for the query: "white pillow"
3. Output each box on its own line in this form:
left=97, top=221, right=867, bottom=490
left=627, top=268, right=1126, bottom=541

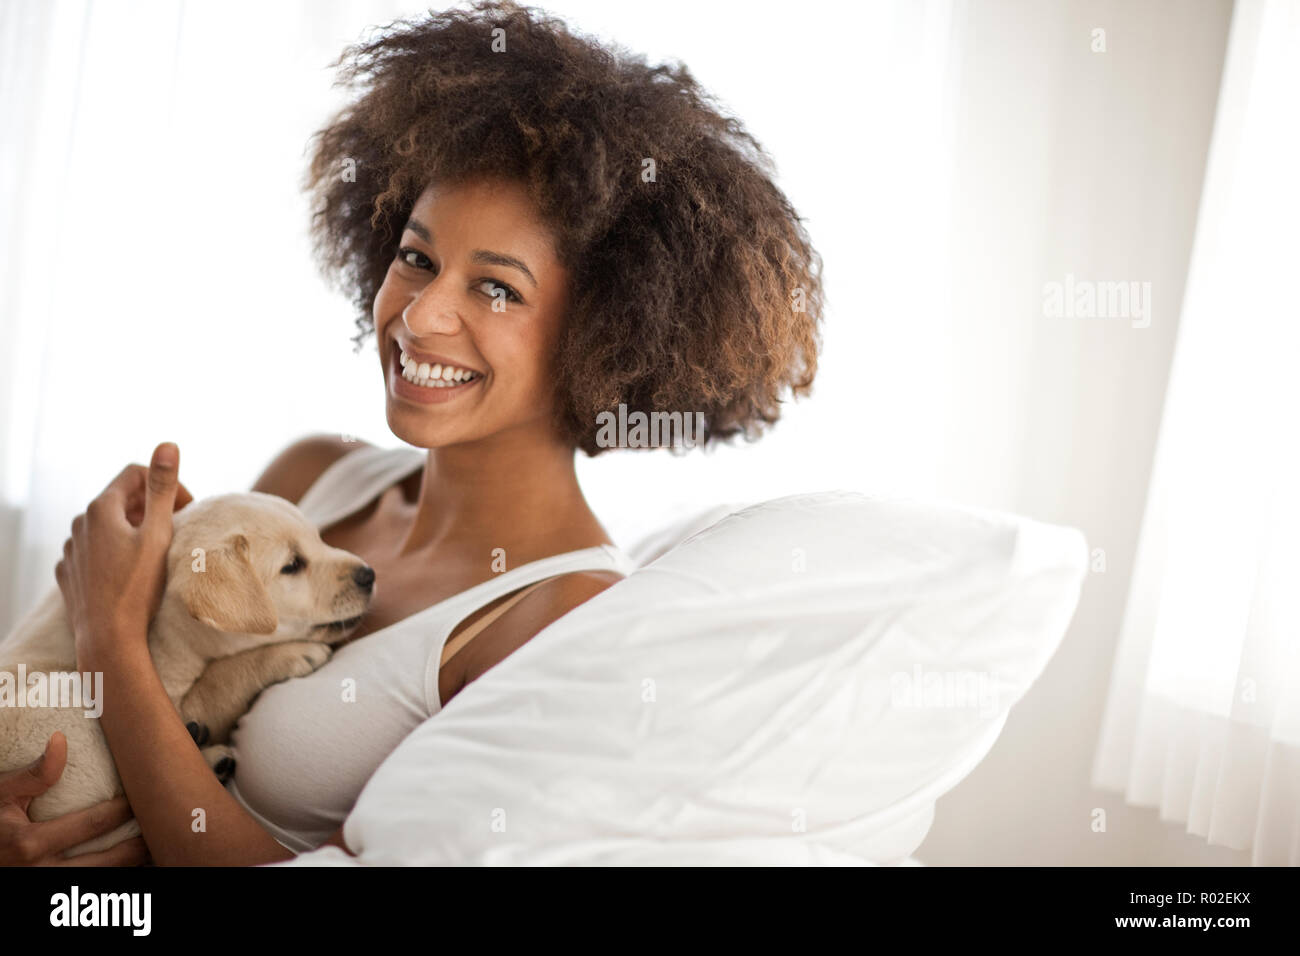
left=277, top=491, right=1087, bottom=866
left=621, top=501, right=742, bottom=567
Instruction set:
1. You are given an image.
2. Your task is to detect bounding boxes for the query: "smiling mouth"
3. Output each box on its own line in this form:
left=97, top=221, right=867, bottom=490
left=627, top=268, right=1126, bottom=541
left=397, top=350, right=483, bottom=389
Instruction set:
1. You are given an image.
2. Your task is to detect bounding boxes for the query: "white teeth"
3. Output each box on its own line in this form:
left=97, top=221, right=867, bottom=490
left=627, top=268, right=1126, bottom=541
left=398, top=349, right=480, bottom=389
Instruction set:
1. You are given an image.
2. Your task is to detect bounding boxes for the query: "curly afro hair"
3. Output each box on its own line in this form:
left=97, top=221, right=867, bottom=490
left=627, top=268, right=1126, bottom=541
left=306, top=0, right=823, bottom=455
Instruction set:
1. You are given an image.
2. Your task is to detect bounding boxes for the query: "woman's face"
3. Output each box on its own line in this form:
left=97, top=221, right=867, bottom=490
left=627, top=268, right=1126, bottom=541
left=374, top=177, right=570, bottom=450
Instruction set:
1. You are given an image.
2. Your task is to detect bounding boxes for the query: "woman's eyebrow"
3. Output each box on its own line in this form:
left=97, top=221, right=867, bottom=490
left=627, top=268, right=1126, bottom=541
left=403, top=218, right=432, bottom=241
left=401, top=217, right=537, bottom=288
left=470, top=249, right=537, bottom=288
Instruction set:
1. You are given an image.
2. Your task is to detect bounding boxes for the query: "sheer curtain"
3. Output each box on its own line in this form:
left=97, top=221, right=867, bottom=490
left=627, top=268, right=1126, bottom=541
left=1092, top=0, right=1300, bottom=866
left=0, top=0, right=412, bottom=632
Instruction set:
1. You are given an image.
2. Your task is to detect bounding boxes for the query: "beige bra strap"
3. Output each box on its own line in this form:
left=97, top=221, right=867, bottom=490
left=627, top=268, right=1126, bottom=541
left=439, top=576, right=560, bottom=669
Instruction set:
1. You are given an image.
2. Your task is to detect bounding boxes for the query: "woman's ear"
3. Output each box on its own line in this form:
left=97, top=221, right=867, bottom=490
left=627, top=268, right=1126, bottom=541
left=181, top=533, right=278, bottom=635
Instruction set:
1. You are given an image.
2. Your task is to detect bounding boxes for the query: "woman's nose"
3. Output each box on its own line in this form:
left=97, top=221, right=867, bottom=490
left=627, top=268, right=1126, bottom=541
left=402, top=279, right=465, bottom=336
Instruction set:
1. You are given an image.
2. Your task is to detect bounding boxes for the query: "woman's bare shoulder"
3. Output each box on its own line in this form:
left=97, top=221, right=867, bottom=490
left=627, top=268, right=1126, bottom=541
left=456, top=570, right=623, bottom=691
left=250, top=433, right=372, bottom=503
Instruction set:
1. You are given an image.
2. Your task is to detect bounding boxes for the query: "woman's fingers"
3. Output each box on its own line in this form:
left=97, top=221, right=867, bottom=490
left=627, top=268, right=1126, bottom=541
left=0, top=732, right=67, bottom=805
left=0, top=738, right=141, bottom=866
left=91, top=465, right=149, bottom=534
left=119, top=448, right=191, bottom=526
left=124, top=480, right=193, bottom=525
left=51, top=835, right=150, bottom=868
left=28, top=794, right=135, bottom=860
left=76, top=451, right=193, bottom=530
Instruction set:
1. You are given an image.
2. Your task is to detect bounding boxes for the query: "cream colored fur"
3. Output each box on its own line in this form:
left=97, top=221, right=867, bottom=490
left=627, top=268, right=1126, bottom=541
left=0, top=492, right=372, bottom=858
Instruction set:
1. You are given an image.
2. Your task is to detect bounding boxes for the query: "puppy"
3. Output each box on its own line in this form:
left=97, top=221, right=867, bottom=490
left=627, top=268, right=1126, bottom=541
left=0, top=491, right=374, bottom=857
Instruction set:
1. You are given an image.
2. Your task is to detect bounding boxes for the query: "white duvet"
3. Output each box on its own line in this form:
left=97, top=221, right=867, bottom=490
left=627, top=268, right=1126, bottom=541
left=276, top=491, right=1087, bottom=866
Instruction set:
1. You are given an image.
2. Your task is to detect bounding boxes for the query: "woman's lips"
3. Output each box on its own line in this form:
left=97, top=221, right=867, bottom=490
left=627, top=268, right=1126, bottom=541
left=387, top=346, right=483, bottom=405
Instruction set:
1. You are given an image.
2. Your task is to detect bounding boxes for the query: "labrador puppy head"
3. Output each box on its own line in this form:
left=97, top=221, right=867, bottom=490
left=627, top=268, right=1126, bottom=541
left=165, top=492, right=374, bottom=656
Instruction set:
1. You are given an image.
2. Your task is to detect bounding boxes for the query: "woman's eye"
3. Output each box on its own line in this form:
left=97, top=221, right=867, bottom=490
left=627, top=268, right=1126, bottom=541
left=281, top=555, right=306, bottom=575
left=475, top=279, right=522, bottom=305
left=396, top=247, right=433, bottom=271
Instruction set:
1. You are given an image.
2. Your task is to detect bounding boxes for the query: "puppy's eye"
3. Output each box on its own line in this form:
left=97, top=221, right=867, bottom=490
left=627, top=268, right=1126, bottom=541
left=281, top=555, right=306, bottom=575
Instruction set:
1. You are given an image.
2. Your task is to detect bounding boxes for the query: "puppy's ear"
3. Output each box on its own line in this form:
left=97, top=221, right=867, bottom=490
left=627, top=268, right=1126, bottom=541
left=182, top=533, right=278, bottom=635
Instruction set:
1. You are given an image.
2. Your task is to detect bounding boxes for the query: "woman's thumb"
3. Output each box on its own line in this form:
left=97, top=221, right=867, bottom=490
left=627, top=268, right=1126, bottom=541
left=34, top=732, right=67, bottom=786
left=1, top=732, right=66, bottom=799
left=143, top=442, right=180, bottom=534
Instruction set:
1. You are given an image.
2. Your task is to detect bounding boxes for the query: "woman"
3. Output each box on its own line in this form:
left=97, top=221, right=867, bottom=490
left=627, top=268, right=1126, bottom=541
left=0, top=0, right=821, bottom=866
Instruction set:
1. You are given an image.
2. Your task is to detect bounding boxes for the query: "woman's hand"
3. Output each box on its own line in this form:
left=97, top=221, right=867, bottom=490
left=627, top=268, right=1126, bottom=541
left=55, top=442, right=193, bottom=672
left=0, top=732, right=150, bottom=866
left=45, top=443, right=295, bottom=865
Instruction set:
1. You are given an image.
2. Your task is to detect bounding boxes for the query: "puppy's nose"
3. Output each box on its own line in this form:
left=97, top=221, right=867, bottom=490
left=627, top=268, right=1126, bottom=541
left=352, top=565, right=375, bottom=593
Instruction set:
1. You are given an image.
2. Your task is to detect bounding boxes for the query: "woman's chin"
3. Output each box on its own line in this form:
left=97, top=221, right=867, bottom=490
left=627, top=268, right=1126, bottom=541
left=384, top=406, right=464, bottom=448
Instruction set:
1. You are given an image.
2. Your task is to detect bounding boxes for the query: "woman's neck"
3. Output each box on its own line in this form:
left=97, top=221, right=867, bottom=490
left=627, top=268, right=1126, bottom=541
left=399, top=424, right=608, bottom=560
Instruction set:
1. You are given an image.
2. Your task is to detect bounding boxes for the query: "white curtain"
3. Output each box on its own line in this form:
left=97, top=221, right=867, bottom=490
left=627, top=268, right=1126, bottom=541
left=0, top=0, right=410, bottom=632
left=1093, top=0, right=1300, bottom=866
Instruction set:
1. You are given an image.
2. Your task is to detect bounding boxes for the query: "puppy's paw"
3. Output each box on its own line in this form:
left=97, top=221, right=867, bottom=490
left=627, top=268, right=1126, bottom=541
left=185, top=720, right=210, bottom=746
left=262, top=640, right=334, bottom=685
left=285, top=641, right=333, bottom=677
left=203, top=745, right=236, bottom=783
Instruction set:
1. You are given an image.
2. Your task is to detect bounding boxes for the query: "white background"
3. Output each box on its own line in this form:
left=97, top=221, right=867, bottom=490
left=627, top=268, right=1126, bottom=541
left=0, top=0, right=1249, bottom=864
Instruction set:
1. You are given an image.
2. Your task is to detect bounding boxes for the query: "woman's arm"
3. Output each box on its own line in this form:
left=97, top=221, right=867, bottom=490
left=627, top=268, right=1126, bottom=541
left=57, top=443, right=296, bottom=866
left=87, top=634, right=296, bottom=866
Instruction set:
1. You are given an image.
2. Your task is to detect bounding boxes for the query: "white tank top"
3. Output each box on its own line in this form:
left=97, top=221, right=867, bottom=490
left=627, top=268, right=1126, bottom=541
left=225, top=444, right=634, bottom=852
